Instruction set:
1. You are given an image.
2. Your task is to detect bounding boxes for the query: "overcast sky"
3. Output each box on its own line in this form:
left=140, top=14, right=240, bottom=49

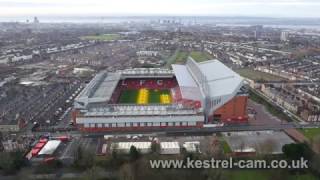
left=1, top=0, right=320, bottom=17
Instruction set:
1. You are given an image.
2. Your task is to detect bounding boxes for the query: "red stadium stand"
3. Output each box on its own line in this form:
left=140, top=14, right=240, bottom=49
left=120, top=78, right=178, bottom=89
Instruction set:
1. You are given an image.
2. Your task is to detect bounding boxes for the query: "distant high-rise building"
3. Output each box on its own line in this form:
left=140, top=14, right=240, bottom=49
left=252, top=25, right=263, bottom=40
left=280, top=31, right=289, bottom=42
left=33, top=16, right=39, bottom=24
left=254, top=30, right=259, bottom=39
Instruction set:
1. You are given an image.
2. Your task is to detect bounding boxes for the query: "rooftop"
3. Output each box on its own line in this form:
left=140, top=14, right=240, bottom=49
left=75, top=71, right=121, bottom=108
left=38, top=140, right=61, bottom=155
left=172, top=57, right=244, bottom=112
left=118, top=68, right=173, bottom=77
left=198, top=60, right=243, bottom=97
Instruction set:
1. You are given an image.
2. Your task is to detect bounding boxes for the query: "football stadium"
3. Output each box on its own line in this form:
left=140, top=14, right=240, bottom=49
left=73, top=57, right=248, bottom=132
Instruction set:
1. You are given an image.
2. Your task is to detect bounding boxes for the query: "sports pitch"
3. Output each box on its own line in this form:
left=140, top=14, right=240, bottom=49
left=118, top=89, right=171, bottom=104
left=80, top=34, right=120, bottom=41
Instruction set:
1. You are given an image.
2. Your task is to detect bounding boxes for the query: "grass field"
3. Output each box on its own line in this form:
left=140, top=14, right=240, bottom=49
left=118, top=89, right=171, bottom=104
left=190, top=51, right=213, bottom=62
left=235, top=68, right=284, bottom=81
left=300, top=128, right=320, bottom=141
left=166, top=50, right=213, bottom=66
left=80, top=33, right=120, bottom=41
left=225, top=170, right=317, bottom=180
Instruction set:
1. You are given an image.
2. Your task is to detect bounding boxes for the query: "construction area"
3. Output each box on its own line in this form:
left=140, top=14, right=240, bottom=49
left=222, top=131, right=295, bottom=155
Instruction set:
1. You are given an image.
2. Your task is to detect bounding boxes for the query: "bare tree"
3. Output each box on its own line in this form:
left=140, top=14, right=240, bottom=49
left=119, top=163, right=135, bottom=180
left=82, top=166, right=104, bottom=180
left=239, top=140, right=246, bottom=153
left=312, top=135, right=320, bottom=153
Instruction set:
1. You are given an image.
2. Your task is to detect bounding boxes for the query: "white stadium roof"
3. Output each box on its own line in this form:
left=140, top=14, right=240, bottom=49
left=172, top=57, right=244, bottom=114
left=197, top=60, right=243, bottom=97
left=172, top=65, right=197, bottom=87
left=172, top=64, right=202, bottom=101
left=75, top=71, right=121, bottom=108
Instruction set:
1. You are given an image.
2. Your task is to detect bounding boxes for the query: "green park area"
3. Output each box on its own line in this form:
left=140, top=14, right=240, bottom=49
left=80, top=33, right=120, bottom=41
left=189, top=51, right=213, bottom=62
left=224, top=170, right=317, bottom=180
left=166, top=50, right=213, bottom=66
left=300, top=128, right=320, bottom=141
left=235, top=68, right=284, bottom=81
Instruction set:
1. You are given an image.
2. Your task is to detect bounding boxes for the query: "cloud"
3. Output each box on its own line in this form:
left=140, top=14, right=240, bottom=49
left=0, top=0, right=319, bottom=17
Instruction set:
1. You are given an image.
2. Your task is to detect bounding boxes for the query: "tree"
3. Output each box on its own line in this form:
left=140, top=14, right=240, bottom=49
left=82, top=166, right=104, bottom=180
left=0, top=151, right=26, bottom=175
left=119, top=163, right=135, bottom=180
left=204, top=168, right=226, bottom=180
left=239, top=140, right=246, bottom=153
left=112, top=148, right=118, bottom=160
left=151, top=142, right=160, bottom=154
left=73, top=146, right=95, bottom=170
left=129, top=146, right=140, bottom=161
left=267, top=169, right=290, bottom=180
left=310, top=154, right=320, bottom=176
left=211, top=136, right=224, bottom=158
left=282, top=143, right=313, bottom=160
left=311, top=135, right=320, bottom=153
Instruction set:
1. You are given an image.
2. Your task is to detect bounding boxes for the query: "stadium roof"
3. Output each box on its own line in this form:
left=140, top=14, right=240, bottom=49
left=172, top=64, right=202, bottom=101
left=91, top=73, right=120, bottom=100
left=84, top=104, right=199, bottom=117
left=172, top=65, right=197, bottom=87
left=172, top=58, right=243, bottom=99
left=197, top=60, right=243, bottom=97
left=172, top=57, right=244, bottom=114
left=118, top=68, right=173, bottom=78
left=75, top=71, right=121, bottom=108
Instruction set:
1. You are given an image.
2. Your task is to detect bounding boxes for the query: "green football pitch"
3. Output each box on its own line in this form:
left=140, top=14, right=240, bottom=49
left=118, top=89, right=171, bottom=104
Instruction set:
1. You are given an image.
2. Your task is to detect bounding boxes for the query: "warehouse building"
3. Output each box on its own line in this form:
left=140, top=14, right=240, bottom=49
left=160, top=142, right=180, bottom=154
left=111, top=142, right=152, bottom=154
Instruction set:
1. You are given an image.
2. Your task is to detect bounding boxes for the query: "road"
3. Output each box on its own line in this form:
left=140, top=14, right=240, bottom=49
left=250, top=88, right=304, bottom=122
left=256, top=80, right=320, bottom=85
left=81, top=122, right=320, bottom=138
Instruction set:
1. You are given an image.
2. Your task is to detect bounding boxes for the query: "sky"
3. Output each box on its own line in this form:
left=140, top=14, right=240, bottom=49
left=1, top=0, right=320, bottom=18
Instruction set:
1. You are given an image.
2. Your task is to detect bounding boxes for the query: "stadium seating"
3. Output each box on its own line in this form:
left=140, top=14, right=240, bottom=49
left=160, top=94, right=171, bottom=104
left=120, top=78, right=178, bottom=89
left=170, top=86, right=201, bottom=108
left=137, top=88, right=149, bottom=104
left=109, top=77, right=201, bottom=109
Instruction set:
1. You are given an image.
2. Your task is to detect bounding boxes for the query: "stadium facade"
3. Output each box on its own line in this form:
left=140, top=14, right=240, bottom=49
left=73, top=57, right=248, bottom=132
